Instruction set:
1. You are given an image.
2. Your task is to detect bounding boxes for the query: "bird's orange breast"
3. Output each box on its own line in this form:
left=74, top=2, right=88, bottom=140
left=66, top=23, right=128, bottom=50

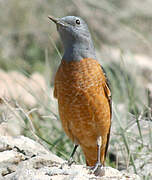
left=54, top=58, right=111, bottom=165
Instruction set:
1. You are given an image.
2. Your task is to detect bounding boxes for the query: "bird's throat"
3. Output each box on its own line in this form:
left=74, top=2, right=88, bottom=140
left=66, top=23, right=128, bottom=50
left=62, top=43, right=96, bottom=62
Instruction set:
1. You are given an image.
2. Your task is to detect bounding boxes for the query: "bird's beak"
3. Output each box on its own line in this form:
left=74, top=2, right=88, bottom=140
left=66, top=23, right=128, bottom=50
left=48, top=15, right=67, bottom=27
left=48, top=15, right=59, bottom=24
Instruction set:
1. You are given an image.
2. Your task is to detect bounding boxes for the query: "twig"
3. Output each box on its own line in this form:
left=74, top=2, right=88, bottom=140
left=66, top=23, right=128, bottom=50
left=15, top=102, right=50, bottom=152
left=1, top=97, right=25, bottom=127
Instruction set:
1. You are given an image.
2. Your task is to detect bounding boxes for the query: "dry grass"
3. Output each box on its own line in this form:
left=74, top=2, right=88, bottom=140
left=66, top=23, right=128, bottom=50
left=0, top=1, right=152, bottom=179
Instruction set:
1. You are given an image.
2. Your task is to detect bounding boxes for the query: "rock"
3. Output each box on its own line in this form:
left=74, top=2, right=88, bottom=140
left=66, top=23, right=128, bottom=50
left=0, top=135, right=140, bottom=180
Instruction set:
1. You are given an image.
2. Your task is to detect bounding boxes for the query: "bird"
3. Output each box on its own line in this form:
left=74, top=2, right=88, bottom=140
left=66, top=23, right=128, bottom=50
left=48, top=15, right=112, bottom=172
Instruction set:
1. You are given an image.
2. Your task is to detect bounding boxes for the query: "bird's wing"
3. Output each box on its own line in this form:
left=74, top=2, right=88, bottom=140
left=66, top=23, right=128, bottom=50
left=101, top=66, right=112, bottom=161
left=101, top=66, right=112, bottom=117
left=54, top=83, right=57, bottom=98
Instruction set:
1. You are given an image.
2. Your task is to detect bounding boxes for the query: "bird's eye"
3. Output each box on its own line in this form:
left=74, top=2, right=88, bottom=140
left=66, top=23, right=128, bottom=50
left=76, top=19, right=80, bottom=25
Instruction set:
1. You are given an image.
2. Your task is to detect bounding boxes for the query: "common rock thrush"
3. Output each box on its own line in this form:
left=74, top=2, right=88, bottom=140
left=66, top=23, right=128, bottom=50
left=48, top=15, right=112, bottom=172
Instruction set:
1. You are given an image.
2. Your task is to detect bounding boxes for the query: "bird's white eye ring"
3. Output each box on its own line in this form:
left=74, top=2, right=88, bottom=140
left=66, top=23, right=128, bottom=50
left=76, top=19, right=80, bottom=25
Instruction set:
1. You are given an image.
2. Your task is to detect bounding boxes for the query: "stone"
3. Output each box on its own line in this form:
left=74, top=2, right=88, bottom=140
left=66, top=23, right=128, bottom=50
left=0, top=135, right=140, bottom=180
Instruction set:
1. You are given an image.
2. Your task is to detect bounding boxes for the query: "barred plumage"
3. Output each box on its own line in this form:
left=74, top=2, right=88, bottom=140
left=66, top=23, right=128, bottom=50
left=54, top=58, right=111, bottom=166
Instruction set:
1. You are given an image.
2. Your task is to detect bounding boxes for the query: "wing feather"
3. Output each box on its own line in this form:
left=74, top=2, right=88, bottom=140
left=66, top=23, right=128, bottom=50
left=101, top=66, right=112, bottom=162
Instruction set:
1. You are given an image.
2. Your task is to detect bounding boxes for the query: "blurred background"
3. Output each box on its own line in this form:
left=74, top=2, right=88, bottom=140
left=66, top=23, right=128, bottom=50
left=0, top=0, right=152, bottom=179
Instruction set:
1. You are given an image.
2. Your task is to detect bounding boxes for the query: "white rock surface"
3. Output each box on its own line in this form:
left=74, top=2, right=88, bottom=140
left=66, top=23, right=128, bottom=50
left=0, top=135, right=140, bottom=180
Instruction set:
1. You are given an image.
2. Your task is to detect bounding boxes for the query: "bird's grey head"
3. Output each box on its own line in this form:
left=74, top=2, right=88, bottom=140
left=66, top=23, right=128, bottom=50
left=48, top=15, right=96, bottom=61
